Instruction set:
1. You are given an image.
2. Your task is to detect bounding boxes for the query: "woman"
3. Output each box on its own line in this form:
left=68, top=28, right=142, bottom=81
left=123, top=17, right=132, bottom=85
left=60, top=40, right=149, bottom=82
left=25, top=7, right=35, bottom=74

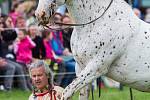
left=28, top=60, right=64, bottom=100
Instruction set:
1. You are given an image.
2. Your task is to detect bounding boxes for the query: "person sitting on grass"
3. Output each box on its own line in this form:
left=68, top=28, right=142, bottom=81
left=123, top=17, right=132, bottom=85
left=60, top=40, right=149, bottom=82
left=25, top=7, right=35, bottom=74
left=28, top=60, right=64, bottom=100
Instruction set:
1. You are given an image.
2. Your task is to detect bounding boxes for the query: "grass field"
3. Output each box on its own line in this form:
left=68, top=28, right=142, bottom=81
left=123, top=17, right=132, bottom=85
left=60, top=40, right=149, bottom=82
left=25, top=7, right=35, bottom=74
left=0, top=87, right=150, bottom=100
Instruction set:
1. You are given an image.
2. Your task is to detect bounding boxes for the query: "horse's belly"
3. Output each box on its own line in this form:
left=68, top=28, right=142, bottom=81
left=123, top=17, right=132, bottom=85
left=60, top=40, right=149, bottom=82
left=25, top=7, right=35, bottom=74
left=107, top=63, right=150, bottom=92
left=107, top=22, right=150, bottom=92
left=107, top=48, right=150, bottom=92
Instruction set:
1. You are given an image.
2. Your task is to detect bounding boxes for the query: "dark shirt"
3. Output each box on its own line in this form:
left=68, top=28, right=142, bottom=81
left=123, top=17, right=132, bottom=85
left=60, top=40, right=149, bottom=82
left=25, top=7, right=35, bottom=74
left=0, top=39, right=2, bottom=57
left=0, top=29, right=17, bottom=60
left=32, top=36, right=46, bottom=59
left=62, top=28, right=73, bottom=52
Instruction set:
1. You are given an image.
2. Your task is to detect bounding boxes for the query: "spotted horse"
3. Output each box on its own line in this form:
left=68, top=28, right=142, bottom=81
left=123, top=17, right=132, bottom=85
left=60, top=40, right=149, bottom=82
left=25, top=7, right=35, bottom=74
left=35, top=0, right=150, bottom=100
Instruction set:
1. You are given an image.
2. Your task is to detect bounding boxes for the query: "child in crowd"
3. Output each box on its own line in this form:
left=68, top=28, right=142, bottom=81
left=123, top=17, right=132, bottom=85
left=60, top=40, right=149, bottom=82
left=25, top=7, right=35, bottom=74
left=43, top=30, right=62, bottom=63
left=13, top=29, right=36, bottom=90
left=42, top=30, right=66, bottom=86
left=14, top=29, right=36, bottom=64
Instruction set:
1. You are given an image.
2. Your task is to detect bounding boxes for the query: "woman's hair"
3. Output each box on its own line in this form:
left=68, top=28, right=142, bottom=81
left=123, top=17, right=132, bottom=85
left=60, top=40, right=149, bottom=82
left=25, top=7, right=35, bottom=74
left=10, top=3, right=19, bottom=12
left=18, top=29, right=28, bottom=35
left=28, top=60, right=55, bottom=97
left=28, top=60, right=54, bottom=85
left=42, top=29, right=51, bottom=39
left=62, top=14, right=70, bottom=20
left=62, top=13, right=74, bottom=24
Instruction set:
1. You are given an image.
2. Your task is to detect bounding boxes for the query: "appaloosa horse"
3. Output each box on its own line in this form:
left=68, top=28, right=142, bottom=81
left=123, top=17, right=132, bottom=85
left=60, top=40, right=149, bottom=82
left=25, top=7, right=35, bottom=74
left=35, top=0, right=150, bottom=100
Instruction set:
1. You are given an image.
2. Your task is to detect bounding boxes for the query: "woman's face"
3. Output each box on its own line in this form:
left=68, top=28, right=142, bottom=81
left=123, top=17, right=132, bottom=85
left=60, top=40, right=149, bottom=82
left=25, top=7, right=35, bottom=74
left=29, top=26, right=37, bottom=36
left=0, top=21, right=4, bottom=28
left=54, top=14, right=62, bottom=23
left=62, top=16, right=71, bottom=24
left=31, top=66, right=49, bottom=90
left=18, top=30, right=25, bottom=40
left=16, top=18, right=26, bottom=28
left=0, top=18, right=4, bottom=29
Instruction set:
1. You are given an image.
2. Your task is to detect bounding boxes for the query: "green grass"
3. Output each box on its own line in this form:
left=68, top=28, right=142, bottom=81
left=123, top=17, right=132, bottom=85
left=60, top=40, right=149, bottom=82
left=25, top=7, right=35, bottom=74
left=0, top=87, right=150, bottom=100
left=0, top=89, right=31, bottom=100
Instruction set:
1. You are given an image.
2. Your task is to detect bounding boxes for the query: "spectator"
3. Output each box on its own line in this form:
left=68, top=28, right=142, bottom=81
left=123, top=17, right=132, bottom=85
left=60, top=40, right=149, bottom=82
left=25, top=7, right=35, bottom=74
left=26, top=7, right=37, bottom=27
left=0, top=57, right=29, bottom=91
left=28, top=60, right=64, bottom=100
left=0, top=15, right=29, bottom=91
left=43, top=30, right=62, bottom=63
left=14, top=29, right=36, bottom=90
left=0, top=57, right=15, bottom=91
left=62, top=14, right=74, bottom=52
left=16, top=16, right=26, bottom=29
left=133, top=8, right=142, bottom=19
left=14, top=29, right=36, bottom=64
left=49, top=13, right=75, bottom=87
left=28, top=24, right=46, bottom=59
left=9, top=3, right=22, bottom=26
left=0, top=34, right=29, bottom=91
left=144, top=8, right=150, bottom=23
left=0, top=16, right=17, bottom=60
left=42, top=30, right=66, bottom=86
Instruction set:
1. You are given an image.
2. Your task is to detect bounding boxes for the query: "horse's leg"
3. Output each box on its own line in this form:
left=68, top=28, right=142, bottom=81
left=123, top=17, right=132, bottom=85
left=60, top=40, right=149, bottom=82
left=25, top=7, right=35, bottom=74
left=79, top=85, right=90, bottom=100
left=61, top=59, right=109, bottom=100
left=75, top=63, right=90, bottom=100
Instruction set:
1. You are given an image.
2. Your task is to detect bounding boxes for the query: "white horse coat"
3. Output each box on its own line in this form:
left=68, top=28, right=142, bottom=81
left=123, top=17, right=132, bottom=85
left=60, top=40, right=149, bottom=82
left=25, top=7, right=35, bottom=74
left=35, top=0, right=150, bottom=100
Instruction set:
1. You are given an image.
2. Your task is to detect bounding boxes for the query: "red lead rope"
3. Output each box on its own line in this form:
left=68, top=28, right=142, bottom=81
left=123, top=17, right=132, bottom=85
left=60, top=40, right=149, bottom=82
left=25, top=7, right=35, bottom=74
left=50, top=90, right=57, bottom=100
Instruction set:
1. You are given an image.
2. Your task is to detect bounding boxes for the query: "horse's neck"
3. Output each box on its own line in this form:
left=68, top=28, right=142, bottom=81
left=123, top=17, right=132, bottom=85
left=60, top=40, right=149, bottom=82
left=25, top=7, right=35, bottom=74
left=66, top=0, right=115, bottom=24
left=66, top=0, right=133, bottom=25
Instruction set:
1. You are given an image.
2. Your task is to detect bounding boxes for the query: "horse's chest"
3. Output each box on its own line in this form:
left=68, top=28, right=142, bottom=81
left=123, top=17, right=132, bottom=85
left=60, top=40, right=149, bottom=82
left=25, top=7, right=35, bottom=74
left=71, top=31, right=100, bottom=63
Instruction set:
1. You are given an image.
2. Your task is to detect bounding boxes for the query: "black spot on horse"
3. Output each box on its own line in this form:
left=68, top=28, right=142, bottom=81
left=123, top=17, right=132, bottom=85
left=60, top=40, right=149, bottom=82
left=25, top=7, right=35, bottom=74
left=87, top=73, right=90, bottom=76
left=110, top=52, right=112, bottom=55
left=93, top=23, right=95, bottom=26
left=113, top=46, right=116, bottom=49
left=121, top=11, right=123, bottom=14
left=144, top=31, right=147, bottom=34
left=115, top=12, right=118, bottom=16
left=83, top=4, right=85, bottom=8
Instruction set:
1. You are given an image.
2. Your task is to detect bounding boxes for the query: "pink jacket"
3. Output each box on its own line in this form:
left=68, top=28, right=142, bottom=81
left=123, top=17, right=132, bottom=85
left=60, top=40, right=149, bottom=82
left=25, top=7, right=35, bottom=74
left=43, top=39, right=55, bottom=61
left=15, top=36, right=36, bottom=64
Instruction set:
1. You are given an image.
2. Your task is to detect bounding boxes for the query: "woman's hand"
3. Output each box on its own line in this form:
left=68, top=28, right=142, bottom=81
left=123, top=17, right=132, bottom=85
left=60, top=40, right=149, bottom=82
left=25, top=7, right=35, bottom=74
left=63, top=48, right=72, bottom=56
left=56, top=57, right=63, bottom=63
left=0, top=58, right=7, bottom=67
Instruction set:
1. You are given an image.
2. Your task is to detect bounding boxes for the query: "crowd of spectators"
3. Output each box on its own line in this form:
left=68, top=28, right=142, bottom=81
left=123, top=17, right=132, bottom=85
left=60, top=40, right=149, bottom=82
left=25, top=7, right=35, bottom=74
left=0, top=0, right=75, bottom=91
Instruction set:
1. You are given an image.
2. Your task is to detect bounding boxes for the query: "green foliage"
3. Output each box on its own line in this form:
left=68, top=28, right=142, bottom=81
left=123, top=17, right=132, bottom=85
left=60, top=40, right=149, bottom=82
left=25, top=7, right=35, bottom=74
left=0, top=87, right=150, bottom=100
